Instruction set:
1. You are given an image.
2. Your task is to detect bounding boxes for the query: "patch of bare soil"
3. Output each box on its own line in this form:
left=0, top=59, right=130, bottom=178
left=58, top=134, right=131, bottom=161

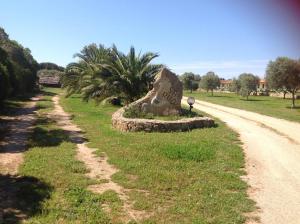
left=0, top=97, right=39, bottom=174
left=0, top=96, right=40, bottom=223
left=183, top=97, right=300, bottom=224
left=50, top=95, right=150, bottom=223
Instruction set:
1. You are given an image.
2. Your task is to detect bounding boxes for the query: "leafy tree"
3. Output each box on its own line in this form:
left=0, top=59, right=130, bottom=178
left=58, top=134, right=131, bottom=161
left=39, top=62, right=64, bottom=71
left=229, top=78, right=241, bottom=94
left=0, top=27, right=38, bottom=96
left=199, top=71, right=220, bottom=96
left=62, top=44, right=163, bottom=104
left=266, top=57, right=300, bottom=108
left=62, top=44, right=113, bottom=100
left=238, top=73, right=259, bottom=100
left=0, top=48, right=12, bottom=102
left=180, top=72, right=200, bottom=93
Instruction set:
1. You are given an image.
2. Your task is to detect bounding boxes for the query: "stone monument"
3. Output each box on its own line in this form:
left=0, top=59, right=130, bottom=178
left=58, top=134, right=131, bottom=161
left=130, top=68, right=183, bottom=116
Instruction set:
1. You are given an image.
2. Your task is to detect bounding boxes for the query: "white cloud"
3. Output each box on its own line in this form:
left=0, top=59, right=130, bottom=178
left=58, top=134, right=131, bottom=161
left=170, top=59, right=269, bottom=78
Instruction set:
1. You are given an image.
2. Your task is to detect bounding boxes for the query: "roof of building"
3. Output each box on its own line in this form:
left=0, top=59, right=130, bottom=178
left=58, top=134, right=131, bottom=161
left=39, top=75, right=60, bottom=85
left=220, top=80, right=232, bottom=84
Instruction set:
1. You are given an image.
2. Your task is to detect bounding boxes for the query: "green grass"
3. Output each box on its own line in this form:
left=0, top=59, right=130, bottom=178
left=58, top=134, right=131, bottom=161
left=3, top=87, right=255, bottom=223
left=185, top=91, right=300, bottom=122
left=6, top=89, right=114, bottom=224
left=58, top=89, right=255, bottom=223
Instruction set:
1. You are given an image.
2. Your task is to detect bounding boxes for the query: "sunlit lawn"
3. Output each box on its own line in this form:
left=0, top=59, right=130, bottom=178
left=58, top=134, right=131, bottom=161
left=8, top=87, right=256, bottom=224
left=185, top=91, right=300, bottom=123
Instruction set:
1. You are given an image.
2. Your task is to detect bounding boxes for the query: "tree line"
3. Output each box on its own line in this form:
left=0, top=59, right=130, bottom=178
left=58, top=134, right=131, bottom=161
left=180, top=71, right=259, bottom=99
left=0, top=27, right=38, bottom=103
left=180, top=57, right=300, bottom=107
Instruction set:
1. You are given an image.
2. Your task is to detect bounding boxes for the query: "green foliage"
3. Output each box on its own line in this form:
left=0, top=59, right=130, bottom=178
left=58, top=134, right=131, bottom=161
left=62, top=44, right=163, bottom=104
left=123, top=106, right=155, bottom=119
left=0, top=48, right=12, bottom=101
left=180, top=72, right=200, bottom=92
left=0, top=27, right=38, bottom=102
left=229, top=78, right=241, bottom=94
left=266, top=57, right=300, bottom=107
left=199, top=71, right=220, bottom=96
left=238, top=73, right=259, bottom=100
left=123, top=106, right=201, bottom=120
left=39, top=62, right=64, bottom=71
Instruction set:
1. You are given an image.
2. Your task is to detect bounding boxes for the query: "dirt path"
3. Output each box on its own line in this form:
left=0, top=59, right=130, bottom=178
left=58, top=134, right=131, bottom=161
left=49, top=95, right=149, bottom=223
left=0, top=96, right=39, bottom=222
left=0, top=97, right=39, bottom=174
left=182, top=97, right=300, bottom=224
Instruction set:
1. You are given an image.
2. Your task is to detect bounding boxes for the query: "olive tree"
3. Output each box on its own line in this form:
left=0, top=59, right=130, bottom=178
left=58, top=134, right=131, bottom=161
left=199, top=71, right=220, bottom=96
left=238, top=73, right=259, bottom=100
left=229, top=78, right=241, bottom=94
left=266, top=57, right=300, bottom=108
left=180, top=72, right=200, bottom=93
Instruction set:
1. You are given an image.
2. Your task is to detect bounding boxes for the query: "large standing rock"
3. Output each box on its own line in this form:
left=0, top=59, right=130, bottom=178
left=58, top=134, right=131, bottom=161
left=130, top=68, right=183, bottom=116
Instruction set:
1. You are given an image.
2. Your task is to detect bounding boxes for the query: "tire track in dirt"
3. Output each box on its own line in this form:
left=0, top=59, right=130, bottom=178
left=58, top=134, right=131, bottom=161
left=49, top=95, right=150, bottom=223
left=182, top=97, right=300, bottom=224
left=0, top=96, right=40, bottom=222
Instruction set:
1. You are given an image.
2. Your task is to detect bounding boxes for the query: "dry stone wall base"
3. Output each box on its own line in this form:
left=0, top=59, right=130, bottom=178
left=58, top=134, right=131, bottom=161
left=112, top=108, right=215, bottom=132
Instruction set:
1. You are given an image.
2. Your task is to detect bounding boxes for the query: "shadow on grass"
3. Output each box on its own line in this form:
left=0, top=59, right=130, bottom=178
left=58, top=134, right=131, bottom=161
left=30, top=126, right=87, bottom=147
left=39, top=90, right=56, bottom=97
left=205, top=95, right=233, bottom=98
left=0, top=101, right=23, bottom=116
left=285, top=106, right=300, bottom=109
left=239, top=98, right=268, bottom=102
left=0, top=174, right=52, bottom=224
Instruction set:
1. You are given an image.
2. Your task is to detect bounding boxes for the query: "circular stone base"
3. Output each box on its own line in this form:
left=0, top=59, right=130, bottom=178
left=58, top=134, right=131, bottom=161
left=112, top=108, right=215, bottom=132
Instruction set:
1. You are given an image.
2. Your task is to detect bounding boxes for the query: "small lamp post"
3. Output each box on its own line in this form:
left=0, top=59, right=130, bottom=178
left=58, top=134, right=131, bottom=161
left=187, top=97, right=195, bottom=113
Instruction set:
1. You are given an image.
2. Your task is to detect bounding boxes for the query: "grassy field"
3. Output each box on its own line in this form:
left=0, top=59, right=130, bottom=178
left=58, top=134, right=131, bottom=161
left=59, top=88, right=255, bottom=223
left=5, top=87, right=255, bottom=223
left=6, top=90, right=112, bottom=224
left=185, top=91, right=300, bottom=123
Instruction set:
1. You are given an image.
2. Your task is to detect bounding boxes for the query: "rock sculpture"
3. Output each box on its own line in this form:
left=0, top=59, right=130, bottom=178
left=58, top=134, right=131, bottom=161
left=131, top=68, right=183, bottom=116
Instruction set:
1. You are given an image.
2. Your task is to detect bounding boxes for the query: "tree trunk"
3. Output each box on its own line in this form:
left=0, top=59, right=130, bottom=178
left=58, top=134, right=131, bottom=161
left=291, top=90, right=295, bottom=108
left=283, top=92, right=286, bottom=99
left=211, top=89, right=213, bottom=96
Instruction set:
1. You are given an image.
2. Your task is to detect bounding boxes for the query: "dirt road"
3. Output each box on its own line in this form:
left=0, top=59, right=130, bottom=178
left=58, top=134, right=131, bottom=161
left=50, top=95, right=149, bottom=222
left=182, top=97, right=300, bottom=224
left=0, top=97, right=39, bottom=174
left=0, top=97, right=39, bottom=223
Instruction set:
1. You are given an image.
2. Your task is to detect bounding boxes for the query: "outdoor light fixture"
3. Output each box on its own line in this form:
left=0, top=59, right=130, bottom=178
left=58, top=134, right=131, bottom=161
left=187, top=97, right=195, bottom=113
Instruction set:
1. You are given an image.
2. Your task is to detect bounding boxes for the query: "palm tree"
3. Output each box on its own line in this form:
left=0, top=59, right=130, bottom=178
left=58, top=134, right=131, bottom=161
left=103, top=45, right=163, bottom=103
left=62, top=44, right=116, bottom=102
left=62, top=44, right=163, bottom=104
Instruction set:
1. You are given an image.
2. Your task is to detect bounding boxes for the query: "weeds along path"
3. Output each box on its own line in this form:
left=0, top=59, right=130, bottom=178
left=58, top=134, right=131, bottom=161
left=182, top=97, right=300, bottom=224
left=49, top=94, right=149, bottom=222
left=0, top=97, right=40, bottom=175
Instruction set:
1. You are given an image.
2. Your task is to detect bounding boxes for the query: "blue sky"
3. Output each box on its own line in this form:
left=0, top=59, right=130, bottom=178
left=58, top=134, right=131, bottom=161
left=1, top=0, right=299, bottom=78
